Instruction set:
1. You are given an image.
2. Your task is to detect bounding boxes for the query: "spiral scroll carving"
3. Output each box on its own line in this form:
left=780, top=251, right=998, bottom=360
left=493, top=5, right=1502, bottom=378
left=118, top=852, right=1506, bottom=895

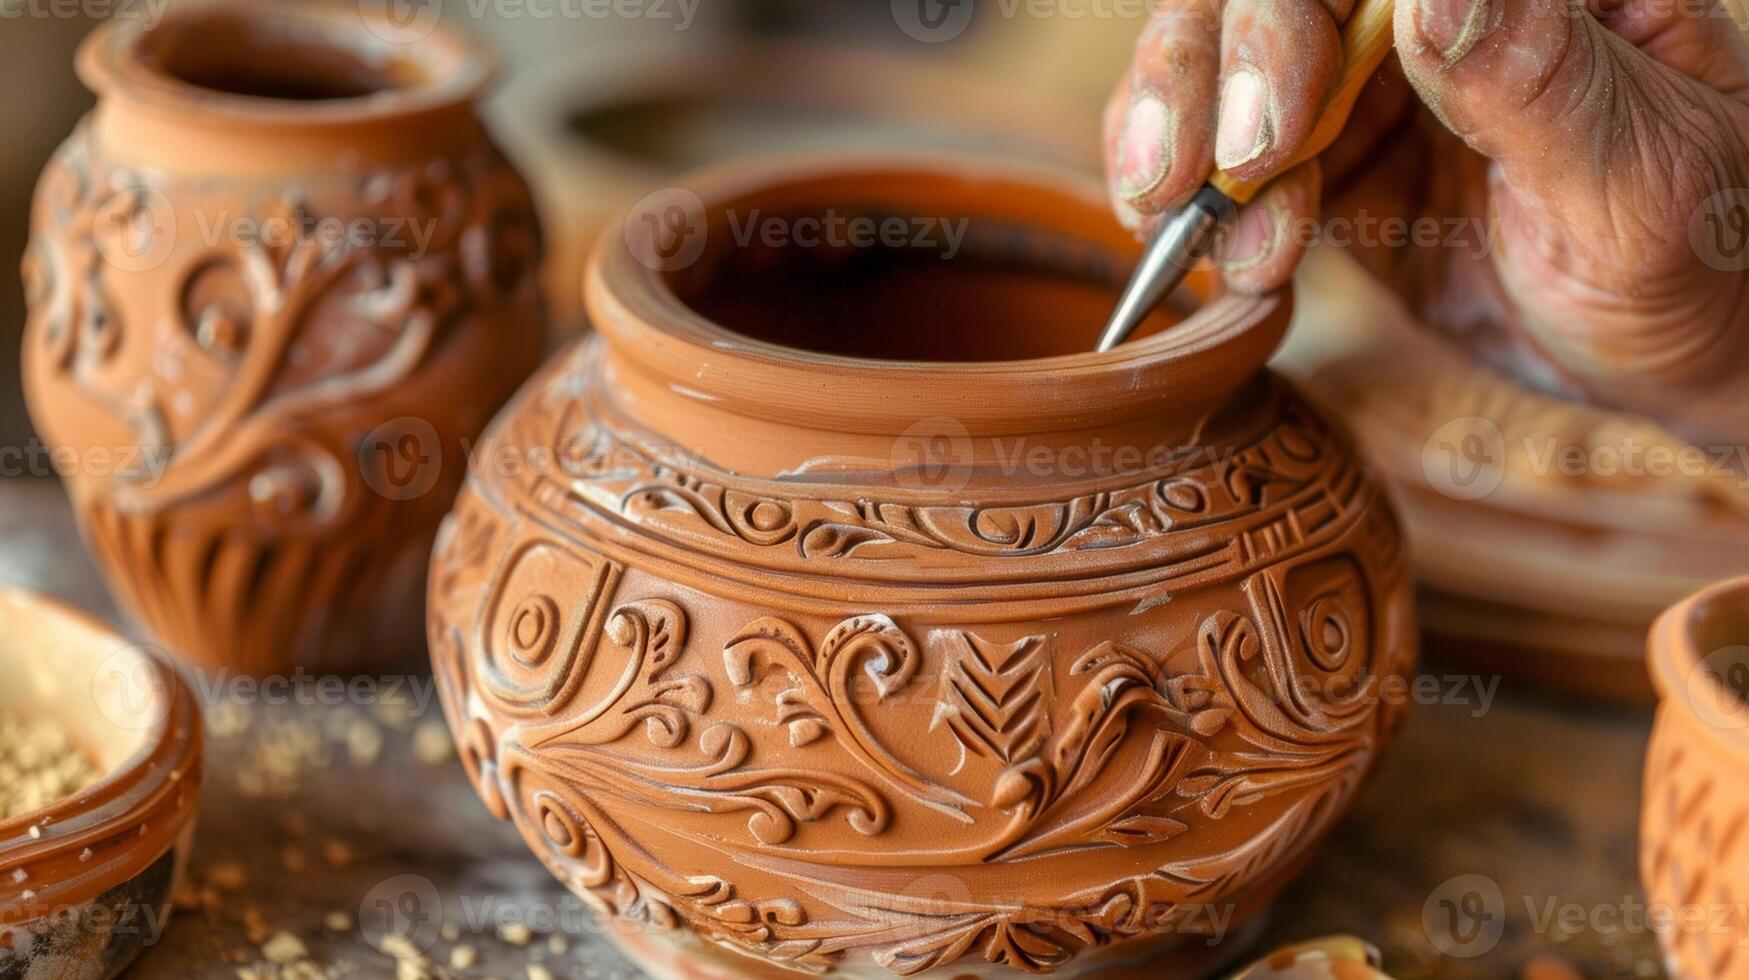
left=427, top=345, right=1416, bottom=976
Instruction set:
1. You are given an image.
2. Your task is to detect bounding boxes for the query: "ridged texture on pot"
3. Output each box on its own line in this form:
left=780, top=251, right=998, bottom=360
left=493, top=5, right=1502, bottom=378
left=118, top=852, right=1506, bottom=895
left=22, top=90, right=543, bottom=676
left=428, top=336, right=1417, bottom=977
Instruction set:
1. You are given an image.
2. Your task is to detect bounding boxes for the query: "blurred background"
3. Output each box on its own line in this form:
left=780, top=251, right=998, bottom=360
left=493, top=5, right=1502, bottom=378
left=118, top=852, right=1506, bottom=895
left=0, top=0, right=1139, bottom=451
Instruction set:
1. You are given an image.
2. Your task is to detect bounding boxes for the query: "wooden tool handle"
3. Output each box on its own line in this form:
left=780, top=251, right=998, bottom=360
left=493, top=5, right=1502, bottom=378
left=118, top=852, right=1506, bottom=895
left=1210, top=0, right=1397, bottom=205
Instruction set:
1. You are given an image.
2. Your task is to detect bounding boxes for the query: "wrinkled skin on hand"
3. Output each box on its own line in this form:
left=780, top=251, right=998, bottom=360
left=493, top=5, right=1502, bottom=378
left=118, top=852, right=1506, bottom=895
left=1106, top=0, right=1749, bottom=445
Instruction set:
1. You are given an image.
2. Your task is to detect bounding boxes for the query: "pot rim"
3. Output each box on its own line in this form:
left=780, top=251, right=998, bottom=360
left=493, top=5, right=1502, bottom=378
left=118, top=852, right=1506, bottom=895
left=586, top=150, right=1292, bottom=436
left=0, top=588, right=202, bottom=927
left=1650, top=574, right=1749, bottom=746
left=76, top=0, right=496, bottom=128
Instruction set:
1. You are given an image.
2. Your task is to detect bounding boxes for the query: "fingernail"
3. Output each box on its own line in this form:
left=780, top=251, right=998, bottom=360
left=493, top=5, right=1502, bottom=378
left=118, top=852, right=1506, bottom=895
left=1222, top=204, right=1281, bottom=271
left=1117, top=94, right=1172, bottom=200
left=1215, top=69, right=1271, bottom=171
left=1418, top=0, right=1493, bottom=63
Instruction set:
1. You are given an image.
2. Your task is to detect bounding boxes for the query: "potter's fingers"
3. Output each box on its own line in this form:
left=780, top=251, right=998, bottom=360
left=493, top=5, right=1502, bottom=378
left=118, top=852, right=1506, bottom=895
left=1395, top=0, right=1749, bottom=227
left=1214, top=0, right=1345, bottom=184
left=1111, top=0, right=1225, bottom=220
left=1216, top=159, right=1321, bottom=294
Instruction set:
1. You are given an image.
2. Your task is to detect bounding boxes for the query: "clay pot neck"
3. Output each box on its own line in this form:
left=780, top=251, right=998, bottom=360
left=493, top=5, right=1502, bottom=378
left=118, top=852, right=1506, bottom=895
left=77, top=3, right=494, bottom=170
left=587, top=156, right=1292, bottom=452
left=1652, top=576, right=1749, bottom=741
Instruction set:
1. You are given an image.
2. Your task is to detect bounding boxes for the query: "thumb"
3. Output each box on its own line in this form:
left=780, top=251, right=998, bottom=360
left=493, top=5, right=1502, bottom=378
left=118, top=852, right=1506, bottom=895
left=1396, top=0, right=1744, bottom=240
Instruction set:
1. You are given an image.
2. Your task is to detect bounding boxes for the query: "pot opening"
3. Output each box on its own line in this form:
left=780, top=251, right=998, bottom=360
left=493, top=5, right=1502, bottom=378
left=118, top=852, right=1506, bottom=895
left=1684, top=587, right=1749, bottom=709
left=134, top=11, right=420, bottom=102
left=666, top=203, right=1188, bottom=362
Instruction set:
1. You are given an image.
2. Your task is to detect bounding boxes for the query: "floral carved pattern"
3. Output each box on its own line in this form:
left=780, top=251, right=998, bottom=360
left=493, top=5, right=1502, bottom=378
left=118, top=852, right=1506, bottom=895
left=427, top=349, right=1416, bottom=975
left=481, top=345, right=1359, bottom=586
left=24, top=123, right=542, bottom=672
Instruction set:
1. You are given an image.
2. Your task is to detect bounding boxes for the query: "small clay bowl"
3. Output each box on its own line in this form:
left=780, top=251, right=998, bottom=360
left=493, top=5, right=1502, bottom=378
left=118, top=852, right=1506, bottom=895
left=1642, top=575, right=1749, bottom=978
left=0, top=588, right=201, bottom=978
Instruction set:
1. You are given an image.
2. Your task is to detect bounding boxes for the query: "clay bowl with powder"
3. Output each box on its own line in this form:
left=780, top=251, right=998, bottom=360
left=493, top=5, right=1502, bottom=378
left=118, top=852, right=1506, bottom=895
left=1642, top=575, right=1749, bottom=977
left=429, top=153, right=1418, bottom=978
left=0, top=588, right=202, bottom=978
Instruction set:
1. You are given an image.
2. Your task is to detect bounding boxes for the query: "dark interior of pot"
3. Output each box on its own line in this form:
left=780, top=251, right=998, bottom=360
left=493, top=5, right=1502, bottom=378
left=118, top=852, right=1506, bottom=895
left=667, top=198, right=1192, bottom=362
left=137, top=12, right=421, bottom=102
left=1687, top=586, right=1749, bottom=706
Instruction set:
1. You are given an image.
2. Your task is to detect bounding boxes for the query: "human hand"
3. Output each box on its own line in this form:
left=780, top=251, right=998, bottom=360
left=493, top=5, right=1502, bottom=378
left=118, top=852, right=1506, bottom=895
left=1105, top=0, right=1749, bottom=444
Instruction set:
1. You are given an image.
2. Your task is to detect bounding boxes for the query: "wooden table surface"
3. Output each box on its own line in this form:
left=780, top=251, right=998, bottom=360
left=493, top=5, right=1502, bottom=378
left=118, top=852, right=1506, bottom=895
left=0, top=476, right=1663, bottom=979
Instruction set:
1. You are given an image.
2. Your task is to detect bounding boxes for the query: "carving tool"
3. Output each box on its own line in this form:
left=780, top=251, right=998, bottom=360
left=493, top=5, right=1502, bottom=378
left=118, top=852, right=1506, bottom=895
left=1097, top=0, right=1398, bottom=351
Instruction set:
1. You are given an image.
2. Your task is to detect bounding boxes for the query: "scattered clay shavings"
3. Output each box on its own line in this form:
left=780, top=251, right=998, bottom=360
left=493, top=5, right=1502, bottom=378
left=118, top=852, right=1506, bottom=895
left=263, top=932, right=308, bottom=964
left=322, top=839, right=355, bottom=869
left=205, top=860, right=250, bottom=891
left=528, top=965, right=554, bottom=980
left=324, top=911, right=353, bottom=932
left=412, top=720, right=454, bottom=767
left=497, top=921, right=533, bottom=946
left=547, top=934, right=568, bottom=955
left=237, top=718, right=326, bottom=798
left=208, top=700, right=252, bottom=740
left=345, top=719, right=384, bottom=768
left=449, top=944, right=477, bottom=970
left=0, top=712, right=100, bottom=822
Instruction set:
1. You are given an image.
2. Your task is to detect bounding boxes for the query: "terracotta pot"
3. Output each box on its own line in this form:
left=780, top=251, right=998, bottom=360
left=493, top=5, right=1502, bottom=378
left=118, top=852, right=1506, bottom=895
left=492, top=38, right=1100, bottom=341
left=0, top=588, right=202, bottom=978
left=428, top=155, right=1417, bottom=978
left=1642, top=575, right=1749, bottom=978
left=21, top=2, right=545, bottom=675
left=1275, top=248, right=1749, bottom=703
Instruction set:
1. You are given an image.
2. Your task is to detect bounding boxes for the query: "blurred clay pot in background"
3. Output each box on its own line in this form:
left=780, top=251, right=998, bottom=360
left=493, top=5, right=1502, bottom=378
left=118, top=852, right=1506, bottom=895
left=1643, top=575, right=1749, bottom=978
left=1275, top=250, right=1749, bottom=704
left=22, top=3, right=544, bottom=675
left=492, top=39, right=1099, bottom=340
left=429, top=155, right=1417, bottom=978
left=0, top=588, right=202, bottom=978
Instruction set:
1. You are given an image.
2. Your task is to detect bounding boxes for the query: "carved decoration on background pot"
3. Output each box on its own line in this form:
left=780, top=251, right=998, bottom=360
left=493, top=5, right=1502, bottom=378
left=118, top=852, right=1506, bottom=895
left=22, top=3, right=544, bottom=675
left=1642, top=575, right=1749, bottom=979
left=429, top=156, right=1418, bottom=978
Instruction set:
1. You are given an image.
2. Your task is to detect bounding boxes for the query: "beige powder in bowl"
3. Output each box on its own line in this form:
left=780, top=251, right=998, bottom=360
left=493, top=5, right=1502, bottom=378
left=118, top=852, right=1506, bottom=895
left=0, top=712, right=100, bottom=823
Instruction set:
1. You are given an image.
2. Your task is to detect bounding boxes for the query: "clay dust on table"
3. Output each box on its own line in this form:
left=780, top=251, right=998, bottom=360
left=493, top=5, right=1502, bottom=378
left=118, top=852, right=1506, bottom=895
left=0, top=711, right=100, bottom=823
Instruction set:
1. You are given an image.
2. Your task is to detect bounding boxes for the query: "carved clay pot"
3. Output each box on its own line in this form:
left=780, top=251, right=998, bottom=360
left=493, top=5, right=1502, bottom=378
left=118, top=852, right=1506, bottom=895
left=428, top=155, right=1417, bottom=978
left=1275, top=250, right=1749, bottom=703
left=0, top=588, right=202, bottom=978
left=493, top=38, right=1099, bottom=340
left=1642, top=575, right=1749, bottom=978
left=22, top=3, right=544, bottom=675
